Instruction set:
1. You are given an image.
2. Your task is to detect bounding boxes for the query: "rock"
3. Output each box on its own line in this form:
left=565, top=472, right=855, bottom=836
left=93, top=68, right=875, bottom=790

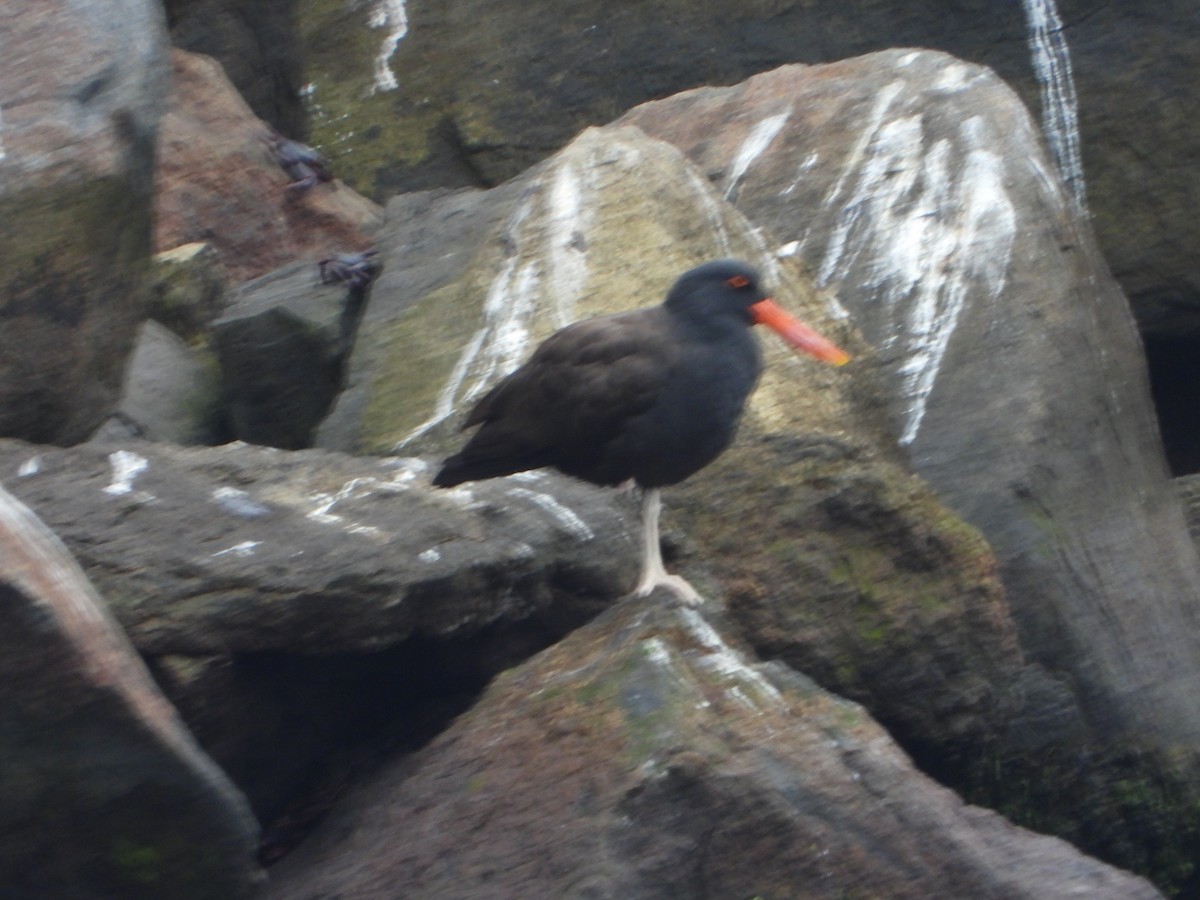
left=164, top=0, right=307, bottom=137
left=0, top=0, right=169, bottom=444
left=0, top=483, right=261, bottom=897
left=0, top=437, right=639, bottom=822
left=147, top=242, right=230, bottom=342
left=619, top=50, right=1200, bottom=753
left=153, top=48, right=383, bottom=285
left=90, top=320, right=221, bottom=445
left=0, top=440, right=637, bottom=657
left=213, top=261, right=362, bottom=449
left=262, top=594, right=1162, bottom=900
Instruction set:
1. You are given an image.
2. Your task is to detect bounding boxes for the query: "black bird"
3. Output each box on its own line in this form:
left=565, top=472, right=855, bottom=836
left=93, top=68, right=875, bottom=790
left=434, top=259, right=849, bottom=603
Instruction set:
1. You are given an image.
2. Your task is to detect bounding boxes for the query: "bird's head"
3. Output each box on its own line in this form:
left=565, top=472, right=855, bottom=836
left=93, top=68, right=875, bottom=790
left=666, top=260, right=850, bottom=366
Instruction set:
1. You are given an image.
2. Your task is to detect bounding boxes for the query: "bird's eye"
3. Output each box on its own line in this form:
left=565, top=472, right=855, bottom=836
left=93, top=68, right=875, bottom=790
left=727, top=275, right=750, bottom=289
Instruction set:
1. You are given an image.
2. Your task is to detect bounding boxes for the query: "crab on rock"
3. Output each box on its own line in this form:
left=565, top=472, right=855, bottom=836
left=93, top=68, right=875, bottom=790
left=319, top=251, right=379, bottom=290
left=265, top=131, right=334, bottom=193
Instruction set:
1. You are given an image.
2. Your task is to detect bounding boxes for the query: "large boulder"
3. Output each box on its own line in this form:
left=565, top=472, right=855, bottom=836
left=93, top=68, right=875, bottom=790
left=0, top=0, right=169, bottom=443
left=0, top=483, right=261, bottom=897
left=619, top=50, right=1200, bottom=753
left=262, top=594, right=1162, bottom=900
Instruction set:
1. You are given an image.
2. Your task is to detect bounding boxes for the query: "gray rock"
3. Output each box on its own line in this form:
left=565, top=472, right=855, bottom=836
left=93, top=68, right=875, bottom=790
left=91, top=320, right=220, bottom=445
left=0, top=437, right=642, bottom=822
left=214, top=262, right=360, bottom=449
left=620, top=49, right=1200, bottom=752
left=0, top=439, right=639, bottom=656
left=0, top=0, right=170, bottom=443
left=0, top=482, right=261, bottom=898
left=263, top=594, right=1162, bottom=900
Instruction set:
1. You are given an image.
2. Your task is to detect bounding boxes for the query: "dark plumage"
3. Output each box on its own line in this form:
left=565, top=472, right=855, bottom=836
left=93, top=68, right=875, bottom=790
left=434, top=259, right=848, bottom=602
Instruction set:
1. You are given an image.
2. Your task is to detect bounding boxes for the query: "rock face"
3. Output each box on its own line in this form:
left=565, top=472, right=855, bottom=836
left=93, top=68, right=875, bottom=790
left=0, top=440, right=637, bottom=658
left=619, top=51, right=1200, bottom=751
left=154, top=48, right=383, bottom=285
left=0, top=0, right=169, bottom=443
left=307, top=62, right=1200, bottom=887
left=0, top=483, right=261, bottom=898
left=289, top=0, right=1199, bottom=340
left=262, top=594, right=1162, bottom=900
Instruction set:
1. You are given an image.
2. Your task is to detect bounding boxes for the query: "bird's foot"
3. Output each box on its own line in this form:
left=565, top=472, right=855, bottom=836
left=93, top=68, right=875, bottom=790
left=633, top=572, right=704, bottom=607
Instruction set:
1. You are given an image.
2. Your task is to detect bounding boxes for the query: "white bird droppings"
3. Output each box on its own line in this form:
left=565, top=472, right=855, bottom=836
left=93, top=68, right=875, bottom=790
left=506, top=487, right=595, bottom=540
left=368, top=0, right=408, bottom=93
left=1022, top=0, right=1087, bottom=213
left=212, top=541, right=260, bottom=559
left=103, top=451, right=149, bottom=497
left=725, top=111, right=791, bottom=200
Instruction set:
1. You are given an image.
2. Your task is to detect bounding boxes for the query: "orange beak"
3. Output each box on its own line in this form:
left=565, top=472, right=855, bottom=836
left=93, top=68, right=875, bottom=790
left=750, top=298, right=850, bottom=366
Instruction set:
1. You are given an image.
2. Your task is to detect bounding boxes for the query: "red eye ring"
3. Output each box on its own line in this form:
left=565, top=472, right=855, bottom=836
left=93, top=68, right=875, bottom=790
left=727, top=275, right=750, bottom=289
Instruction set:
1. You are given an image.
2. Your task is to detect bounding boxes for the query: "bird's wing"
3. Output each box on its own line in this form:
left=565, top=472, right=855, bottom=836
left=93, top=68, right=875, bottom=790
left=439, top=311, right=677, bottom=483
left=467, top=312, right=673, bottom=437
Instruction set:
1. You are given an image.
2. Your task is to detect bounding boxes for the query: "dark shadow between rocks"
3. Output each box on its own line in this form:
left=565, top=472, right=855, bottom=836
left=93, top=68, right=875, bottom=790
left=148, top=606, right=606, bottom=867
left=1145, top=335, right=1200, bottom=476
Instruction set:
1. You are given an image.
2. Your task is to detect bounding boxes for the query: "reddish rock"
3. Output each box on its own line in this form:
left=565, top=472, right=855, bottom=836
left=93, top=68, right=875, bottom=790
left=0, top=483, right=261, bottom=897
left=154, top=49, right=383, bottom=285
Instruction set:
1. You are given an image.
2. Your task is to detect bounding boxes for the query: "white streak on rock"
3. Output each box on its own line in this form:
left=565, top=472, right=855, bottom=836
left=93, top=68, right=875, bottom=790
left=506, top=487, right=594, bottom=540
left=212, top=541, right=260, bottom=558
left=307, top=477, right=379, bottom=529
left=367, top=0, right=408, bottom=93
left=681, top=608, right=785, bottom=708
left=0, top=106, right=6, bottom=163
left=418, top=548, right=441, bottom=563
left=461, top=260, right=540, bottom=406
left=212, top=486, right=270, bottom=518
left=816, top=110, right=1015, bottom=446
left=103, top=451, right=149, bottom=496
left=823, top=81, right=905, bottom=219
left=546, top=161, right=589, bottom=328
left=397, top=196, right=544, bottom=450
left=17, top=455, right=40, bottom=477
left=1022, top=0, right=1087, bottom=213
left=725, top=111, right=791, bottom=199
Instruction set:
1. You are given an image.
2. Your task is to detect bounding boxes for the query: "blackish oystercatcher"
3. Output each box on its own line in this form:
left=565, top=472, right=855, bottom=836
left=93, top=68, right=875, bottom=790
left=433, top=259, right=849, bottom=604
